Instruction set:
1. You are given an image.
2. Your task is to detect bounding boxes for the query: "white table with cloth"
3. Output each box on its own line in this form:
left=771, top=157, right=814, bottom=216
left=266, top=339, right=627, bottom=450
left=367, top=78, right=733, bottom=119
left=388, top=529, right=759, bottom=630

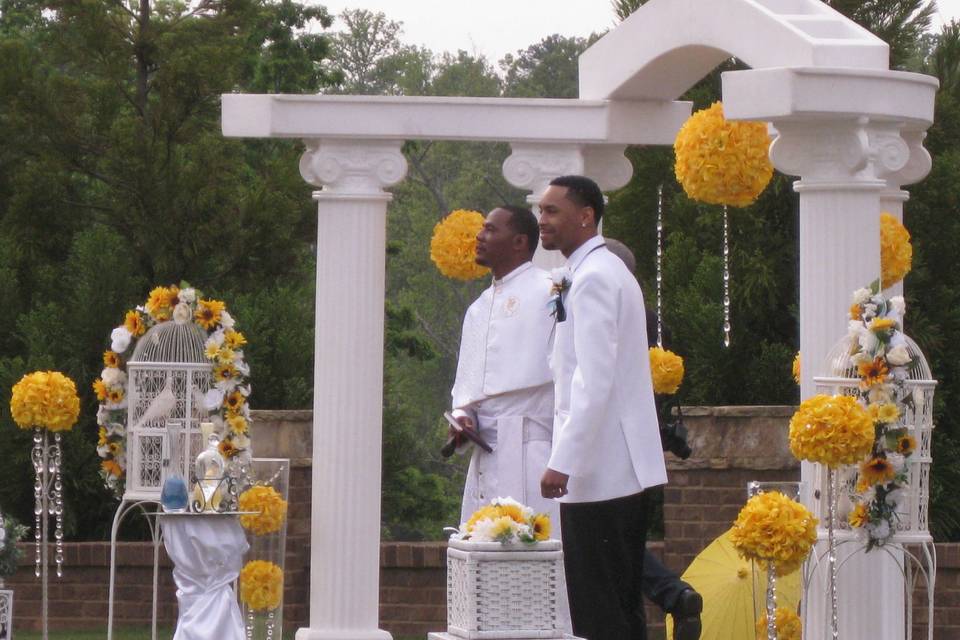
left=161, top=514, right=249, bottom=640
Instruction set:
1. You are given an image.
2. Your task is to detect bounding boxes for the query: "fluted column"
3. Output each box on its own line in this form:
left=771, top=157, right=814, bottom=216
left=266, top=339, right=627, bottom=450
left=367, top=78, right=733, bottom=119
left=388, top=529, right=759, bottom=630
left=295, top=139, right=407, bottom=640
left=771, top=118, right=926, bottom=640
left=502, top=143, right=634, bottom=268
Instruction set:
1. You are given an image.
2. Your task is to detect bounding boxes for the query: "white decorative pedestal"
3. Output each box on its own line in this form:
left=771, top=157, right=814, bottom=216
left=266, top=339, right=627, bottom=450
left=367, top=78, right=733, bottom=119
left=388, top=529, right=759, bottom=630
left=0, top=585, right=11, bottom=640
left=428, top=539, right=580, bottom=640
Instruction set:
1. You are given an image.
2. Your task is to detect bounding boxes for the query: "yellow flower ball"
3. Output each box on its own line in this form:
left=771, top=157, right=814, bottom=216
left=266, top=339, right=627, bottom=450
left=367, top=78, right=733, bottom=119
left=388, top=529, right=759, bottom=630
left=10, top=371, right=81, bottom=432
left=239, top=485, right=289, bottom=536
left=429, top=209, right=490, bottom=281
left=880, top=212, right=912, bottom=289
left=788, top=394, right=874, bottom=468
left=730, top=491, right=817, bottom=576
left=239, top=560, right=284, bottom=612
left=674, top=102, right=774, bottom=208
left=649, top=347, right=684, bottom=395
left=755, top=607, right=802, bottom=640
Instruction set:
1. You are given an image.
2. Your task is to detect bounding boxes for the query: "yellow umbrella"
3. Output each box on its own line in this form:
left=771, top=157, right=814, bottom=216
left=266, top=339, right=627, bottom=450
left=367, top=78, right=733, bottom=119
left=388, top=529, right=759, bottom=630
left=665, top=528, right=801, bottom=640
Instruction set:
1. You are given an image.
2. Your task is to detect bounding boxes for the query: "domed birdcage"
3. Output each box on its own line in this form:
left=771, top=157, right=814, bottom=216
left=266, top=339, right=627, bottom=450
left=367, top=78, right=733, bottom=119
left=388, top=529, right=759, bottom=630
left=124, top=321, right=212, bottom=501
left=812, top=333, right=936, bottom=543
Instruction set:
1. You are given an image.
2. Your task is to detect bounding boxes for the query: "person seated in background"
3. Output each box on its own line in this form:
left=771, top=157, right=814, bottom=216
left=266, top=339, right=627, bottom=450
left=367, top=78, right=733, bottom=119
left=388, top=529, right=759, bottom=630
left=606, top=237, right=703, bottom=640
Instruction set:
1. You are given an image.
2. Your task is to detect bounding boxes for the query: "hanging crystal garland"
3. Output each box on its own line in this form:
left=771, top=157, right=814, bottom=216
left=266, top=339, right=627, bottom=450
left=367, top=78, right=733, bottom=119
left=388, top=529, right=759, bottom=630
left=765, top=561, right=778, bottom=640
left=656, top=183, right=664, bottom=347
left=53, top=433, right=64, bottom=578
left=32, top=429, right=43, bottom=579
left=723, top=204, right=731, bottom=347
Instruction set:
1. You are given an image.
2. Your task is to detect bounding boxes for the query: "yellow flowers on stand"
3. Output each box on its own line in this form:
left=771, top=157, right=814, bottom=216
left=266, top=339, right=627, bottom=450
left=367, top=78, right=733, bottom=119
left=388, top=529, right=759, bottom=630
left=673, top=102, right=774, bottom=208
left=458, top=497, right=551, bottom=544
left=880, top=212, right=912, bottom=289
left=754, top=607, right=802, bottom=640
left=240, top=560, right=284, bottom=612
left=239, top=485, right=289, bottom=536
left=649, top=347, right=684, bottom=395
left=430, top=209, right=490, bottom=281
left=788, top=394, right=874, bottom=468
left=730, top=491, right=817, bottom=577
left=11, top=371, right=80, bottom=432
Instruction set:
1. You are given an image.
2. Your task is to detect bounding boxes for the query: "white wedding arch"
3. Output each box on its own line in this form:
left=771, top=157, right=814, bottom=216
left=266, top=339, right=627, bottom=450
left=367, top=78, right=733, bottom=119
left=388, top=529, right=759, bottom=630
left=221, top=1, right=938, bottom=638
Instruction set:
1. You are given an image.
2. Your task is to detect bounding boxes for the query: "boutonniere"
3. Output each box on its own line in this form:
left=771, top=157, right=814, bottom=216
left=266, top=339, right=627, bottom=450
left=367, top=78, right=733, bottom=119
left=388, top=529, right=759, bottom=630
left=548, top=267, right=572, bottom=323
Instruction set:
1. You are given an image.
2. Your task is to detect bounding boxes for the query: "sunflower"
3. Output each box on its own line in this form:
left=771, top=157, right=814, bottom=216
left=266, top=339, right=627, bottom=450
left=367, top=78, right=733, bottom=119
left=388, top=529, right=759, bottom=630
left=98, top=426, right=108, bottom=446
left=868, top=403, right=900, bottom=424
left=532, top=513, right=551, bottom=541
left=225, top=330, right=247, bottom=349
left=226, top=391, right=246, bottom=413
left=869, top=317, right=897, bottom=333
left=101, top=459, right=123, bottom=477
left=195, top=299, right=226, bottom=330
left=103, top=351, right=121, bottom=368
left=107, top=387, right=125, bottom=404
left=497, top=503, right=526, bottom=524
left=204, top=343, right=220, bottom=360
left=897, top=434, right=917, bottom=456
left=92, top=379, right=108, bottom=402
left=124, top=310, right=146, bottom=337
left=227, top=414, right=249, bottom=435
left=859, top=457, right=896, bottom=488
left=146, top=286, right=178, bottom=321
left=217, top=347, right=236, bottom=365
left=108, top=441, right=123, bottom=456
left=218, top=439, right=238, bottom=458
left=213, top=364, right=238, bottom=382
left=857, top=358, right=889, bottom=388
left=848, top=504, right=869, bottom=528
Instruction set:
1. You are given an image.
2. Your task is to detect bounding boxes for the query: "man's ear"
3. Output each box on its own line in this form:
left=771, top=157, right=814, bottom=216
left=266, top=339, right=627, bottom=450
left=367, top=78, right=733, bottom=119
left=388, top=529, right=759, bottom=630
left=583, top=207, right=596, bottom=228
left=513, top=234, right=527, bottom=253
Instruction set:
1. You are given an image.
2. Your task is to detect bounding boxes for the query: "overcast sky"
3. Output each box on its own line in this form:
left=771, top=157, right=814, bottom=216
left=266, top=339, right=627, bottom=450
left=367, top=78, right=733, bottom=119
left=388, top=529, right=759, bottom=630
left=312, top=0, right=960, bottom=63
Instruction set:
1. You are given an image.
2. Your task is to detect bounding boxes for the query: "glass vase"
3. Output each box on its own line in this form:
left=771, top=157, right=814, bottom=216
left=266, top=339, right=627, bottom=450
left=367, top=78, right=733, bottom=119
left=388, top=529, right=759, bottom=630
left=240, top=458, right=289, bottom=640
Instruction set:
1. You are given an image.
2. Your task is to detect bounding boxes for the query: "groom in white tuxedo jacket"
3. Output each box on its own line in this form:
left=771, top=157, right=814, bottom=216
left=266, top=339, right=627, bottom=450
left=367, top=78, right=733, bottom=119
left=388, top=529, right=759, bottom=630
left=539, top=175, right=668, bottom=640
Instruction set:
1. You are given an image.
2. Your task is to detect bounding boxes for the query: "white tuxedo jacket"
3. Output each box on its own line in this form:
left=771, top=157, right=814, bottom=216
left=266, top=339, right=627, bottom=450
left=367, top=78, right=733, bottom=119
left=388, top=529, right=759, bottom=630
left=548, top=236, right=668, bottom=503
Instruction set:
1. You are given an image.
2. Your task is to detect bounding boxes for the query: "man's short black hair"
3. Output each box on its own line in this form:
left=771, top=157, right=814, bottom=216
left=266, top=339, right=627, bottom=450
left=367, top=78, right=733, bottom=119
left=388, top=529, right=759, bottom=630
left=500, top=204, right=539, bottom=258
left=549, top=175, right=605, bottom=225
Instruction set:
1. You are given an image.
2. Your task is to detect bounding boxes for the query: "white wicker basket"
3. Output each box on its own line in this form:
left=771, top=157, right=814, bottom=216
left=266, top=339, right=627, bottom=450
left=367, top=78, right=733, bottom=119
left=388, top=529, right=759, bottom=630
left=446, top=539, right=563, bottom=640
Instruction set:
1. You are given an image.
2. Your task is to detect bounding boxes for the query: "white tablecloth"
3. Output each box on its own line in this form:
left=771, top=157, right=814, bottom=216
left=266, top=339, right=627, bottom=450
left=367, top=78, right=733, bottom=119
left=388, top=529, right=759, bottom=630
left=162, top=515, right=249, bottom=640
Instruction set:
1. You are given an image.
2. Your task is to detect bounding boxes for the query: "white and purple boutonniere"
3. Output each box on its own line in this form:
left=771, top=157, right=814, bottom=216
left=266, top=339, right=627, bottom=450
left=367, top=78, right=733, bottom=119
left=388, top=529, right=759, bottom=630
left=548, top=267, right=572, bottom=322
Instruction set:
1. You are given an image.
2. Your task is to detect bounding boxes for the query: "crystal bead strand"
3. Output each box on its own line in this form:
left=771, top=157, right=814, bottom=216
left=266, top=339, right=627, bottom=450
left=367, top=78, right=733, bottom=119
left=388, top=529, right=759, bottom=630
left=53, top=432, right=64, bottom=577
left=827, top=468, right=839, bottom=640
left=766, top=561, right=778, bottom=640
left=656, top=184, right=664, bottom=347
left=723, top=204, right=731, bottom=347
left=32, top=428, right=43, bottom=578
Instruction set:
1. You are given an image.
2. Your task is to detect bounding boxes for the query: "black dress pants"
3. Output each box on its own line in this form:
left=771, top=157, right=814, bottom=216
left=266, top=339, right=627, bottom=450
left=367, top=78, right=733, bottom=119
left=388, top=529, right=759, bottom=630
left=560, top=491, right=649, bottom=640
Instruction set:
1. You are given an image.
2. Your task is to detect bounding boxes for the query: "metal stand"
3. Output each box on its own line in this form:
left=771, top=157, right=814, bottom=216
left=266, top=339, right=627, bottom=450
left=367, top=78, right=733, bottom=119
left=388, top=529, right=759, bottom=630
left=31, top=428, right=64, bottom=640
left=106, top=500, right=163, bottom=640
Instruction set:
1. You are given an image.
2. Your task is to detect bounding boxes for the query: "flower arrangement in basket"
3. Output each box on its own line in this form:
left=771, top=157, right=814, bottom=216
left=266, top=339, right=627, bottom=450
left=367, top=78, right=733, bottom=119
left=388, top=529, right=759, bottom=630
left=452, top=497, right=551, bottom=544
left=94, top=283, right=252, bottom=496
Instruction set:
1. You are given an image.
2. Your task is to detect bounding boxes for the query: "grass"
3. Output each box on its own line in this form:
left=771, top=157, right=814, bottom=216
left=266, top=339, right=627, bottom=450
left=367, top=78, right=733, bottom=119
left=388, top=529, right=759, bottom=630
left=17, top=631, right=422, bottom=640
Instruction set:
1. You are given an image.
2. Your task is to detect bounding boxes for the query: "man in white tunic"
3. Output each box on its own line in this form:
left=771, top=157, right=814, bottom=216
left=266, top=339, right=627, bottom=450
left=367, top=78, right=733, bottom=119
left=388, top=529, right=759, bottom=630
left=449, top=205, right=557, bottom=526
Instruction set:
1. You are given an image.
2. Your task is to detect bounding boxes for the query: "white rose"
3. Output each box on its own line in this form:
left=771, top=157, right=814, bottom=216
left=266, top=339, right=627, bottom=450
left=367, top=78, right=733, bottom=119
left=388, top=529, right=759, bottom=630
left=859, top=329, right=879, bottom=355
left=173, top=302, right=192, bottom=325
left=101, top=367, right=126, bottom=388
left=868, top=386, right=892, bottom=404
left=204, top=387, right=225, bottom=411
left=867, top=519, right=891, bottom=541
left=550, top=267, right=571, bottom=286
left=887, top=453, right=905, bottom=472
left=885, top=488, right=905, bottom=509
left=470, top=518, right=496, bottom=542
left=890, top=296, right=906, bottom=317
left=852, top=288, right=872, bottom=305
left=179, top=288, right=196, bottom=304
left=110, top=326, right=132, bottom=353
left=205, top=331, right=225, bottom=350
left=847, top=320, right=864, bottom=338
left=220, top=310, right=235, bottom=330
left=886, top=344, right=911, bottom=367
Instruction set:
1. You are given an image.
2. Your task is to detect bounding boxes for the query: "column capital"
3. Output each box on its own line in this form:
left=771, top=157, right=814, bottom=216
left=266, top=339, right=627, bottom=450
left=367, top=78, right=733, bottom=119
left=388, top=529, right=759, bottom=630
left=299, top=139, right=408, bottom=198
left=502, top=143, right=633, bottom=204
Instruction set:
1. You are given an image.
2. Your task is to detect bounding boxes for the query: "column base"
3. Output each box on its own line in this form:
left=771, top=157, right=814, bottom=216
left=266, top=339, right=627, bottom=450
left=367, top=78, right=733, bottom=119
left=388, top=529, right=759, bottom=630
left=427, top=634, right=581, bottom=640
left=295, top=629, right=393, bottom=640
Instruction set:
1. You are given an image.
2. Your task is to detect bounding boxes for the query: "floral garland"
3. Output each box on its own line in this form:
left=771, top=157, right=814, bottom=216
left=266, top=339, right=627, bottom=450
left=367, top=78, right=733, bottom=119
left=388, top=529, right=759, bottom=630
left=788, top=394, right=874, bottom=468
left=730, top=490, right=817, bottom=576
left=429, top=209, right=490, bottom=281
left=755, top=607, right=802, bottom=640
left=94, top=284, right=252, bottom=496
left=649, top=347, right=684, bottom=395
left=880, top=212, right=912, bottom=289
left=673, top=101, right=774, bottom=208
left=454, top=496, right=551, bottom=544
left=239, top=559, right=284, bottom=611
left=844, top=284, right=915, bottom=549
left=239, top=485, right=288, bottom=536
left=11, top=371, right=80, bottom=432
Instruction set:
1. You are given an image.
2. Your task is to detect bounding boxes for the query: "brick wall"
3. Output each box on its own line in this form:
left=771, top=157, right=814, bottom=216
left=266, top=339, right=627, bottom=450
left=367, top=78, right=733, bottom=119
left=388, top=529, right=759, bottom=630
left=5, top=408, right=958, bottom=639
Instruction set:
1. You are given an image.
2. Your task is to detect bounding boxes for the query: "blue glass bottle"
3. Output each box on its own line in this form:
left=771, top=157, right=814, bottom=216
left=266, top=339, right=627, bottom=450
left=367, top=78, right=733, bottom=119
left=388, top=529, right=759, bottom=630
left=161, top=423, right=189, bottom=513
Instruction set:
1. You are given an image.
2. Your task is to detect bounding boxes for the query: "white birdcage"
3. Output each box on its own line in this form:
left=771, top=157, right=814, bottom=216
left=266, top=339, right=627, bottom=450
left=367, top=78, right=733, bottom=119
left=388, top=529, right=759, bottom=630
left=124, top=321, right=212, bottom=501
left=812, top=333, right=936, bottom=542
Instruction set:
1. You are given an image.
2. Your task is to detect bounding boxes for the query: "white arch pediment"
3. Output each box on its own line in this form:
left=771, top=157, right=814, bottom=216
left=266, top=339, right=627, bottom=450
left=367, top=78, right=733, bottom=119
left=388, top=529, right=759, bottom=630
left=579, top=0, right=889, bottom=101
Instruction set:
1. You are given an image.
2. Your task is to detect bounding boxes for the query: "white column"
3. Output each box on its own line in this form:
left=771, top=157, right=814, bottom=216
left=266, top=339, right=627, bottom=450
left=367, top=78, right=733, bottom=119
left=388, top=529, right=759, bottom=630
left=502, top=143, right=633, bottom=269
left=770, top=118, right=918, bottom=640
left=295, top=139, right=407, bottom=640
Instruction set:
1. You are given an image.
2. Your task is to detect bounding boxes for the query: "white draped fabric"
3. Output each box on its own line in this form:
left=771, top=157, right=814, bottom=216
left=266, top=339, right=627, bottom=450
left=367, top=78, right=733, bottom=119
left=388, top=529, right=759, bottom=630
left=162, top=516, right=248, bottom=640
